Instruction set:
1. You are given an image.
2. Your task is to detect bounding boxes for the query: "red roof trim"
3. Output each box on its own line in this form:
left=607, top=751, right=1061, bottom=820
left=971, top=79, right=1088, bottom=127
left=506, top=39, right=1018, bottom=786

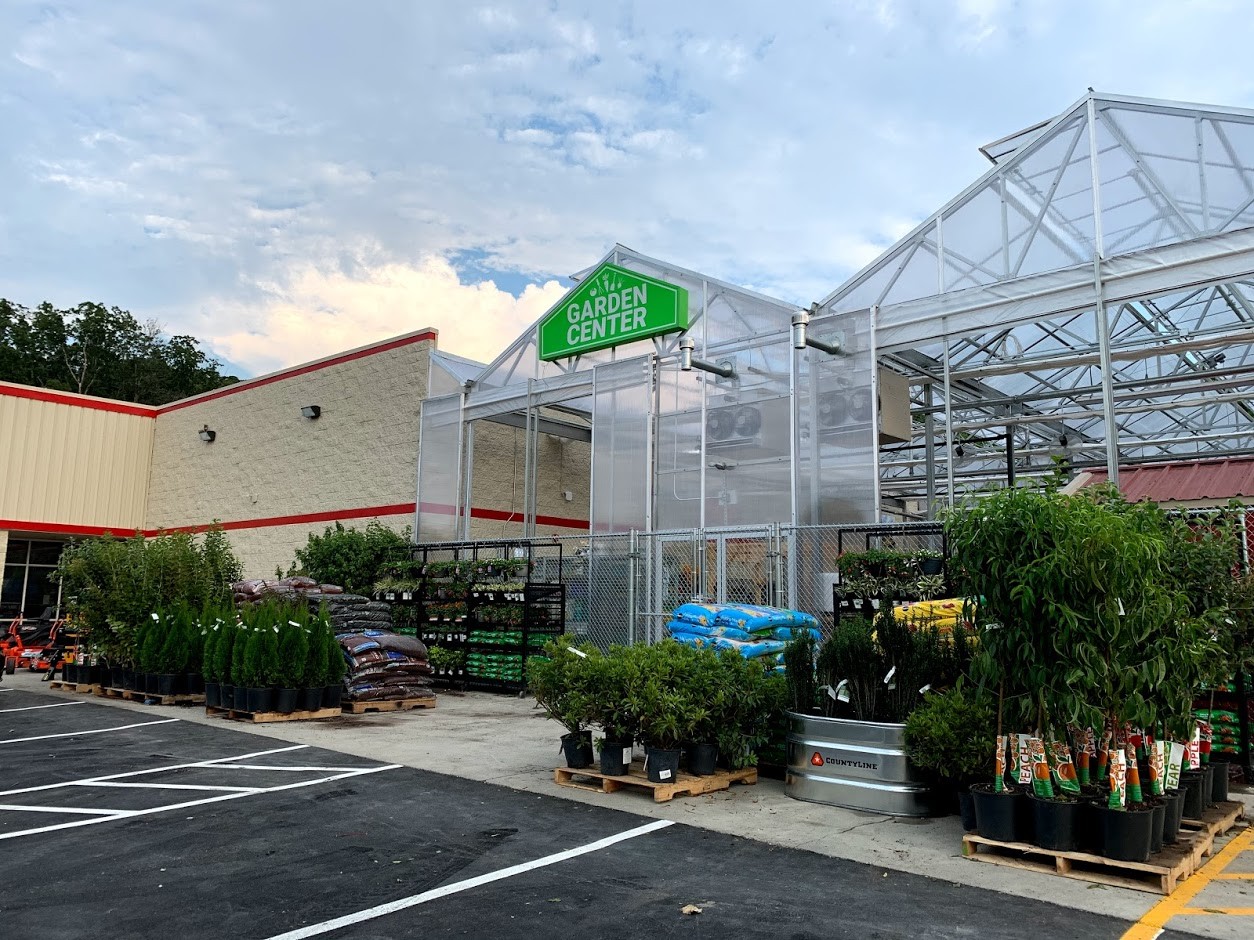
left=0, top=519, right=143, bottom=538
left=1084, top=456, right=1254, bottom=503
left=156, top=330, right=438, bottom=414
left=0, top=383, right=157, bottom=418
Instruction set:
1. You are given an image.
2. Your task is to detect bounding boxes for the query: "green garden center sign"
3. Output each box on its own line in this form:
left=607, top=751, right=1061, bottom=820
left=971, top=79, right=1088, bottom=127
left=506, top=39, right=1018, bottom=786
left=538, top=263, right=690, bottom=361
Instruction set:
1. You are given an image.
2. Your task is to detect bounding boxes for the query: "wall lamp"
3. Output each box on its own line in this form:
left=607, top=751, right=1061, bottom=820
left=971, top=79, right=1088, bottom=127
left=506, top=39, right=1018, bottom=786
left=199, top=425, right=216, bottom=443
left=791, top=305, right=843, bottom=356
left=301, top=405, right=322, bottom=419
left=678, top=336, right=737, bottom=379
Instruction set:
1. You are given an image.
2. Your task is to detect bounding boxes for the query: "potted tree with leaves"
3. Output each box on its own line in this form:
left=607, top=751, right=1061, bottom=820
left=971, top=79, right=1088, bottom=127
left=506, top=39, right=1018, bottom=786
left=584, top=647, right=640, bottom=776
left=904, top=680, right=996, bottom=831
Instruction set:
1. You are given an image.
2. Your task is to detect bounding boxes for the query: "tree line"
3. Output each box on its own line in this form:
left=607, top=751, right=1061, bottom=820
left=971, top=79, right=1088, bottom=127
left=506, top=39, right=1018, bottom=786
left=0, top=299, right=238, bottom=405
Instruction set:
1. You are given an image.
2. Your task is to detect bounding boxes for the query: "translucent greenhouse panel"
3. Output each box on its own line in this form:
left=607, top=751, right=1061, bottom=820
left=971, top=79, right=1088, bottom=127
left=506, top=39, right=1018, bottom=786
left=1003, top=114, right=1094, bottom=275
left=939, top=185, right=1007, bottom=291
left=878, top=237, right=941, bottom=306
left=427, top=355, right=464, bottom=398
left=415, top=392, right=462, bottom=542
left=702, top=334, right=792, bottom=527
left=590, top=357, right=653, bottom=534
left=1204, top=120, right=1254, bottom=232
left=654, top=363, right=703, bottom=530
left=830, top=258, right=904, bottom=313
left=794, top=309, right=876, bottom=527
left=703, top=287, right=794, bottom=350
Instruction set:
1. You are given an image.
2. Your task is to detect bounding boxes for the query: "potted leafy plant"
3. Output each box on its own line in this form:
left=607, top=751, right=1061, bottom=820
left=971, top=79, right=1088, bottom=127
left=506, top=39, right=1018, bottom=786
left=915, top=548, right=945, bottom=577
left=583, top=649, right=640, bottom=775
left=904, top=681, right=995, bottom=831
left=528, top=637, right=596, bottom=768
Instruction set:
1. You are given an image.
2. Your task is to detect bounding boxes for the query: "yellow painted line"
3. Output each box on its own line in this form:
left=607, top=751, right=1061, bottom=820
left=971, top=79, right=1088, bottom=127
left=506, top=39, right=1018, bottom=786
left=1214, top=872, right=1254, bottom=880
left=1120, top=826, right=1254, bottom=940
left=1177, top=907, right=1254, bottom=915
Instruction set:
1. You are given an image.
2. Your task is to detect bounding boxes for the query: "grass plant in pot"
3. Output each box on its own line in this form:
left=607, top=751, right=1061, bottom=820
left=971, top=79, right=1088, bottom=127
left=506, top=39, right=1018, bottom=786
left=528, top=638, right=596, bottom=769
left=904, top=681, right=995, bottom=832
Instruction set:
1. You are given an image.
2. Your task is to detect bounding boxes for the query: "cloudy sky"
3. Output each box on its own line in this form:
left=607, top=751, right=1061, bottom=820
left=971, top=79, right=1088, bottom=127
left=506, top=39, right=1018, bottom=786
left=5, top=1, right=1254, bottom=377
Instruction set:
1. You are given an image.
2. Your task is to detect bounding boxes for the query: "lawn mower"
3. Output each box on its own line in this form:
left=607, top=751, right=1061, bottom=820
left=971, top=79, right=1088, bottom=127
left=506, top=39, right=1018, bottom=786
left=0, top=607, right=68, bottom=674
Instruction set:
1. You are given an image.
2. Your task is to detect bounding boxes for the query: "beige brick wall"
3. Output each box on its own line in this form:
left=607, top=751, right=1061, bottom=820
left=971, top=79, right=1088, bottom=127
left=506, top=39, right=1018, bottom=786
left=146, top=335, right=434, bottom=577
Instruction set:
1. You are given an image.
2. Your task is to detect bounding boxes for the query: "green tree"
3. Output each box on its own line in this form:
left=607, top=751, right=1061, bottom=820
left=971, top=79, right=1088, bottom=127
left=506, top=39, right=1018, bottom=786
left=0, top=298, right=237, bottom=404
left=290, top=521, right=411, bottom=594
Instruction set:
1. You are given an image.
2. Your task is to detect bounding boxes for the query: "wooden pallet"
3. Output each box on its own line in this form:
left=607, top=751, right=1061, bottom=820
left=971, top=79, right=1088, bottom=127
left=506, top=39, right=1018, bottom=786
left=341, top=697, right=437, bottom=714
left=47, top=681, right=100, bottom=694
left=97, top=687, right=206, bottom=706
left=553, top=760, right=757, bottom=804
left=1181, top=800, right=1247, bottom=853
left=961, top=832, right=1204, bottom=894
left=204, top=705, right=341, bottom=723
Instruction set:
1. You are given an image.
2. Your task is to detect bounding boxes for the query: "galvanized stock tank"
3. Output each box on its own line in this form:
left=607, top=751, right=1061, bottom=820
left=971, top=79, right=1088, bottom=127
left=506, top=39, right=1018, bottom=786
left=784, top=712, right=942, bottom=817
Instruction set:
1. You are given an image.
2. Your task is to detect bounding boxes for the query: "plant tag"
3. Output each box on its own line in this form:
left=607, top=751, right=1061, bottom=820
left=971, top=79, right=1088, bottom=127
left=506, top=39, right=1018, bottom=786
left=835, top=679, right=850, bottom=703
left=623, top=747, right=632, bottom=765
left=659, top=769, right=672, bottom=780
left=1117, top=597, right=1125, bottom=616
left=883, top=666, right=896, bottom=685
left=570, top=648, right=588, bottom=659
left=918, top=683, right=931, bottom=695
left=1166, top=741, right=1185, bottom=790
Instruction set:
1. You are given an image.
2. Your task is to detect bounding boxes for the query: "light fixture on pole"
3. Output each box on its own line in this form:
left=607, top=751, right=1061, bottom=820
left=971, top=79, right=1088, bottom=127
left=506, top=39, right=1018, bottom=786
left=791, top=304, right=843, bottom=355
left=678, top=336, right=736, bottom=379
left=199, top=425, right=216, bottom=443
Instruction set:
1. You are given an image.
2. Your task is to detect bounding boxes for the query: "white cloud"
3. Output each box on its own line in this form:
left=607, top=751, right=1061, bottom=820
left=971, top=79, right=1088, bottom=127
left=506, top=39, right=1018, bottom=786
left=207, top=250, right=567, bottom=375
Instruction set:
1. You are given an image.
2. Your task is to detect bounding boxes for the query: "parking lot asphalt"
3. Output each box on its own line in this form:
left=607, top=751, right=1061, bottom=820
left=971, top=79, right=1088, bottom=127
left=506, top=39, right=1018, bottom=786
left=0, top=684, right=1200, bottom=940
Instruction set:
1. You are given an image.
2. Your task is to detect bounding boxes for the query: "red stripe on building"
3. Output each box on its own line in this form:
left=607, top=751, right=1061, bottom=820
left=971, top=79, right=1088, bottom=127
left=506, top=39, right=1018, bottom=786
left=156, top=331, right=439, bottom=413
left=2, top=501, right=587, bottom=539
left=0, top=384, right=157, bottom=418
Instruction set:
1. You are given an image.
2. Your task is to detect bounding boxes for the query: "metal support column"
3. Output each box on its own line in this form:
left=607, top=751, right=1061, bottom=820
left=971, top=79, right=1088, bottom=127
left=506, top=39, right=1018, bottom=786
left=923, top=384, right=937, bottom=519
left=1088, top=94, right=1120, bottom=485
left=942, top=332, right=956, bottom=508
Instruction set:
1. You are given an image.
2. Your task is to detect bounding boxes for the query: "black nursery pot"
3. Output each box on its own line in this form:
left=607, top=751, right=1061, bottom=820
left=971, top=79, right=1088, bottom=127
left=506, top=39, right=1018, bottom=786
left=1162, top=789, right=1185, bottom=845
left=246, top=686, right=273, bottom=714
left=1076, top=798, right=1104, bottom=855
left=971, top=784, right=1019, bottom=843
left=1181, top=770, right=1205, bottom=820
left=1031, top=795, right=1080, bottom=852
left=233, top=685, right=249, bottom=711
left=599, top=740, right=632, bottom=776
left=918, top=557, right=944, bottom=576
left=1150, top=800, right=1166, bottom=855
left=63, top=664, right=77, bottom=683
left=186, top=673, right=205, bottom=695
left=121, top=669, right=136, bottom=691
left=300, top=687, right=323, bottom=712
left=110, top=666, right=123, bottom=689
left=1202, top=763, right=1216, bottom=808
left=957, top=790, right=978, bottom=833
left=1213, top=761, right=1230, bottom=803
left=687, top=742, right=719, bottom=777
left=645, top=746, right=681, bottom=784
left=156, top=674, right=179, bottom=697
left=1100, top=805, right=1154, bottom=863
left=274, top=688, right=299, bottom=714
left=322, top=685, right=343, bottom=709
left=561, top=731, right=594, bottom=769
left=204, top=682, right=221, bottom=708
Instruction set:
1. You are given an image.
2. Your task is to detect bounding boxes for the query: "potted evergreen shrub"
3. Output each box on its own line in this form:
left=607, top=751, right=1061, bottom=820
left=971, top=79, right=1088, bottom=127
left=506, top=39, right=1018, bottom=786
left=322, top=621, right=345, bottom=709
left=203, top=619, right=221, bottom=708
left=301, top=624, right=327, bottom=712
left=230, top=622, right=250, bottom=711
left=242, top=625, right=273, bottom=714
left=274, top=617, right=309, bottom=714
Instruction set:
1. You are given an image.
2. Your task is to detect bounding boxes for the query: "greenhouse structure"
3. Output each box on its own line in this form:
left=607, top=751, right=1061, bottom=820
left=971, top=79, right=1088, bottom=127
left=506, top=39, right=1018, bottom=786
left=415, top=91, right=1254, bottom=646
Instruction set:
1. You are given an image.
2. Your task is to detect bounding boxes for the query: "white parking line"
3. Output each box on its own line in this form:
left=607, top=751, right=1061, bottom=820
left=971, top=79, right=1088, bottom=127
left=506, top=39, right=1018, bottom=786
left=0, top=717, right=180, bottom=745
left=81, top=782, right=263, bottom=793
left=263, top=819, right=677, bottom=940
left=0, top=803, right=135, bottom=816
left=0, top=763, right=402, bottom=841
left=0, top=744, right=309, bottom=797
left=0, top=701, right=86, bottom=714
left=211, top=764, right=375, bottom=772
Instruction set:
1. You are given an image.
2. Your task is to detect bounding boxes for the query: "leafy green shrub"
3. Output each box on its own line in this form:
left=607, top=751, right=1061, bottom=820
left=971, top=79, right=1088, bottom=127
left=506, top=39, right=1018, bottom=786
left=58, top=528, right=240, bottom=666
left=904, top=682, right=996, bottom=784
left=276, top=618, right=310, bottom=689
left=528, top=637, right=597, bottom=733
left=290, top=521, right=411, bottom=594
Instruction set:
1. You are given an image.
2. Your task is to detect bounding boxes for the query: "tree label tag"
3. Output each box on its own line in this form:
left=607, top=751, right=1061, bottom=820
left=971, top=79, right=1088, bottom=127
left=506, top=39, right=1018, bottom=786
left=570, top=648, right=588, bottom=659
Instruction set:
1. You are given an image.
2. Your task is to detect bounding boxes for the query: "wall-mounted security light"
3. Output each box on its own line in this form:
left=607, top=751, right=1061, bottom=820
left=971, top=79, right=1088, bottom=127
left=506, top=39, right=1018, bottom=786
left=791, top=306, right=843, bottom=356
left=199, top=425, right=216, bottom=443
left=301, top=405, right=322, bottom=419
left=678, top=336, right=736, bottom=379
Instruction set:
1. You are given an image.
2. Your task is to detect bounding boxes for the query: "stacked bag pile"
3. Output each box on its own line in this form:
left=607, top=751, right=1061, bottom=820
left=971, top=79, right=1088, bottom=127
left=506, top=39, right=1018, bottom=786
left=338, top=631, right=435, bottom=703
left=665, top=602, right=821, bottom=673
left=233, top=577, right=395, bottom=632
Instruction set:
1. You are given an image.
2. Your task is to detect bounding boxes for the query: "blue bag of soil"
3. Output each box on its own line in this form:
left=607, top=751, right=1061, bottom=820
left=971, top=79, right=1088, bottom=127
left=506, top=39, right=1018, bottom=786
left=664, top=620, right=754, bottom=641
left=714, top=604, right=818, bottom=632
left=672, top=602, right=726, bottom=627
left=772, top=626, right=822, bottom=642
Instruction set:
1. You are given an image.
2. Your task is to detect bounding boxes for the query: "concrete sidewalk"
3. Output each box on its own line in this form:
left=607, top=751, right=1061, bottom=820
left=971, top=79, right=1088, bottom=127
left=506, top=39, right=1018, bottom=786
left=12, top=671, right=1253, bottom=939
